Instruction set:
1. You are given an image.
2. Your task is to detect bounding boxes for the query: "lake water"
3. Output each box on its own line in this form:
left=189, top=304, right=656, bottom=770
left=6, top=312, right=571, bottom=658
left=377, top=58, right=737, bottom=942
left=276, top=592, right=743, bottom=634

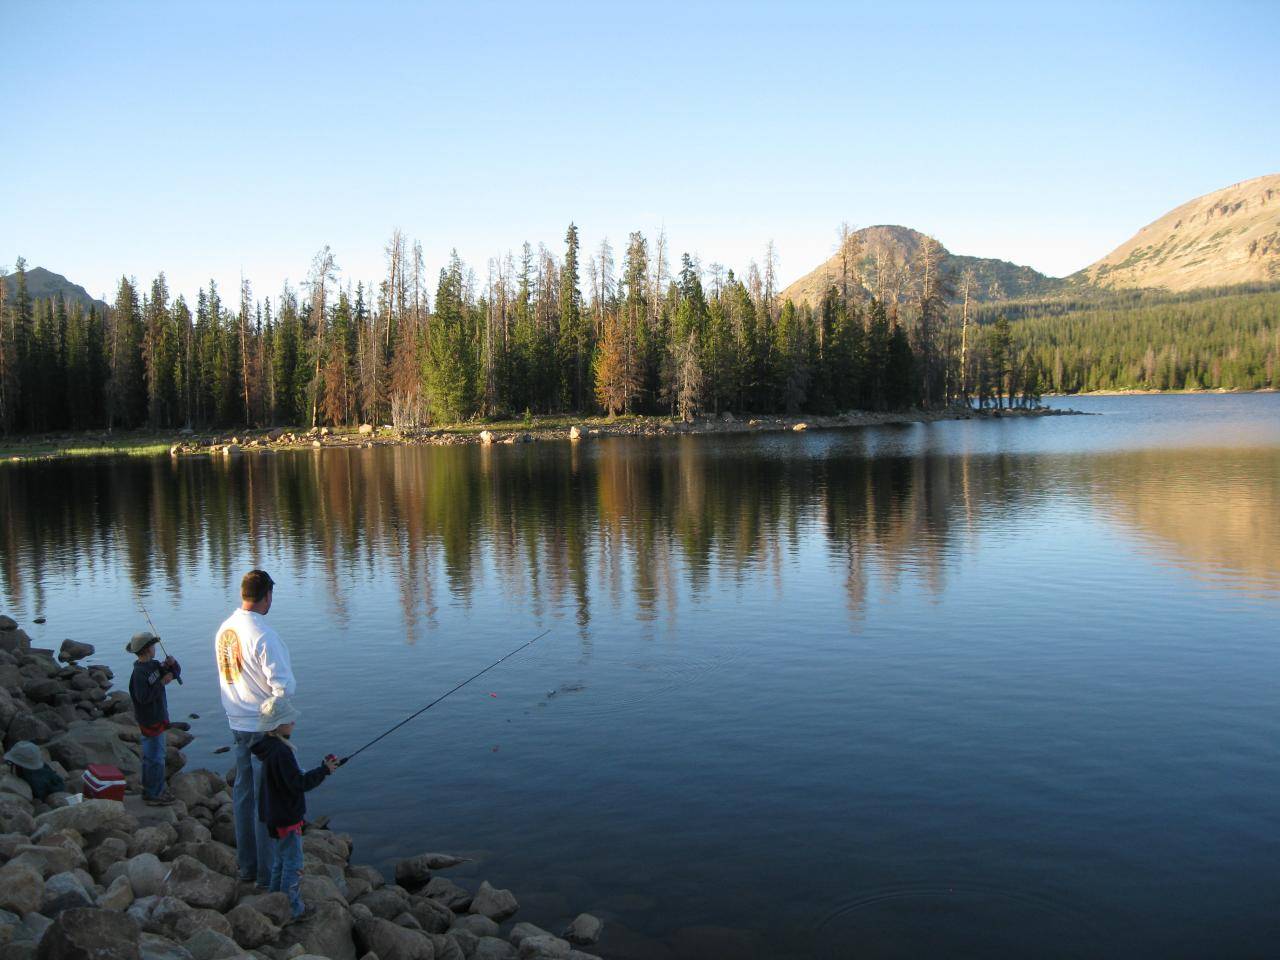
left=2, top=394, right=1278, bottom=959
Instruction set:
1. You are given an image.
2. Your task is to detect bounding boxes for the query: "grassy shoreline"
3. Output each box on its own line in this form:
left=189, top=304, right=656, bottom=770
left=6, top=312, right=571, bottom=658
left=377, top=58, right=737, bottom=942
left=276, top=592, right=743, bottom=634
left=1, top=406, right=1078, bottom=463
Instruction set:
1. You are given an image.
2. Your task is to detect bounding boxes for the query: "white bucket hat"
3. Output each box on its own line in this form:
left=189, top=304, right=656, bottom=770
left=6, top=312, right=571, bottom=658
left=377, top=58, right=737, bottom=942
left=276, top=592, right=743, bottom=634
left=126, top=631, right=159, bottom=654
left=4, top=741, right=43, bottom=770
left=259, top=695, right=300, bottom=730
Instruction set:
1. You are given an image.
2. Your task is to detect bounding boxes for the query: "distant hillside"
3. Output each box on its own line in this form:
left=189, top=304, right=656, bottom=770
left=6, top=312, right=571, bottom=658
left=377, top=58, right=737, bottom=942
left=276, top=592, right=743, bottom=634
left=780, top=225, right=1062, bottom=307
left=1, top=267, right=107, bottom=310
left=1075, top=173, right=1280, bottom=291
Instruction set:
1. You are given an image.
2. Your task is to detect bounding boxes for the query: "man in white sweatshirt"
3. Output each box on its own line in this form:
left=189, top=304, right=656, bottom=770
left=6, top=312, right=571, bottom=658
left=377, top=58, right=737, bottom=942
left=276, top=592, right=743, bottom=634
left=215, top=569, right=295, bottom=887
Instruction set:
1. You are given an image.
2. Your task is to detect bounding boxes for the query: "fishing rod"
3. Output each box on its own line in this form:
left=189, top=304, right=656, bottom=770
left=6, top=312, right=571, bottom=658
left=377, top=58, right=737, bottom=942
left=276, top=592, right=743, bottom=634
left=336, top=629, right=550, bottom=767
left=136, top=597, right=183, bottom=685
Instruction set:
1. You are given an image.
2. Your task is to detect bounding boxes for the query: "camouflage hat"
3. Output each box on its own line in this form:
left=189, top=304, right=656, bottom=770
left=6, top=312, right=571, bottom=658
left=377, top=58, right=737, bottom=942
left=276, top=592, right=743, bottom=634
left=126, top=631, right=159, bottom=654
left=3, top=741, right=43, bottom=771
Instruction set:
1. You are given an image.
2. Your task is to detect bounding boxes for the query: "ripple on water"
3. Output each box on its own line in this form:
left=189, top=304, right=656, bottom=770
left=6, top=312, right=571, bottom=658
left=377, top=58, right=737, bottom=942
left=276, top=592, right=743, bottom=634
left=809, top=881, right=1105, bottom=960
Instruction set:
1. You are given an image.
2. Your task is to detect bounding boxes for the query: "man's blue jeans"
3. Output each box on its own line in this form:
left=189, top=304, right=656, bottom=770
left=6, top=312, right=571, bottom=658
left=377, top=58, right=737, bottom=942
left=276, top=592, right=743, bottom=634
left=269, top=830, right=305, bottom=917
left=140, top=732, right=166, bottom=799
left=232, top=730, right=272, bottom=885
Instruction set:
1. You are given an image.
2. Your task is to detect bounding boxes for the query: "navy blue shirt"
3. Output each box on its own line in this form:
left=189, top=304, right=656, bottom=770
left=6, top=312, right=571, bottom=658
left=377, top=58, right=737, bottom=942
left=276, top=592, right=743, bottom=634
left=251, top=734, right=330, bottom=835
left=129, top=659, right=170, bottom=731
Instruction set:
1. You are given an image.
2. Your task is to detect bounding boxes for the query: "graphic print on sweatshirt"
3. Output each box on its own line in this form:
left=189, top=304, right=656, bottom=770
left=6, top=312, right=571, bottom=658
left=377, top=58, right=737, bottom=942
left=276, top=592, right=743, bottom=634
left=217, top=628, right=244, bottom=683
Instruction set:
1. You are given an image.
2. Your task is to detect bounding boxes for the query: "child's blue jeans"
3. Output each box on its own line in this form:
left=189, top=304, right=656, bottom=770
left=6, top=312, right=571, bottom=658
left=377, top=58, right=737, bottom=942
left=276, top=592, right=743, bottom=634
left=140, top=732, right=166, bottom=799
left=269, top=831, right=305, bottom=916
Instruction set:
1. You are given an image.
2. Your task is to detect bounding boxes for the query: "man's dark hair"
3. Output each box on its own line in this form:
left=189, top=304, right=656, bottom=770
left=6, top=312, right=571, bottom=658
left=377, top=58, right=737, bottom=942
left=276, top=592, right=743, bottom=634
left=241, top=570, right=276, bottom=603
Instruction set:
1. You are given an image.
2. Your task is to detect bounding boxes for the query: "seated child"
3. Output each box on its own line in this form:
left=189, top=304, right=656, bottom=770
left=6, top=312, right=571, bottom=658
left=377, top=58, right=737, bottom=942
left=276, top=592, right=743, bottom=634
left=251, top=695, right=338, bottom=917
left=3, top=740, right=65, bottom=801
left=126, top=631, right=180, bottom=805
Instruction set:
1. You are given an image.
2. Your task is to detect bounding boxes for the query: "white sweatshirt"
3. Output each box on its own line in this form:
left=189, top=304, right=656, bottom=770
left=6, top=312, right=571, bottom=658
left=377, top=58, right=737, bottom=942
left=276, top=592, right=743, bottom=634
left=214, top=608, right=297, bottom=732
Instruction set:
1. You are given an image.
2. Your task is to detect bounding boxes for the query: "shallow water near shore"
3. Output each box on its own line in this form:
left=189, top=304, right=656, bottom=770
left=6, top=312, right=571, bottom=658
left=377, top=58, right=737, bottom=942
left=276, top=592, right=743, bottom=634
left=3, top=394, right=1279, bottom=958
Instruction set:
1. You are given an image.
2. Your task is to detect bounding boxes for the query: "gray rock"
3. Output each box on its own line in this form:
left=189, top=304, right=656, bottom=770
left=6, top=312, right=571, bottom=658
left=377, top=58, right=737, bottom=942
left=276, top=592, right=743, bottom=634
left=471, top=938, right=515, bottom=960
left=516, top=935, right=569, bottom=960
left=448, top=916, right=498, bottom=939
left=34, top=799, right=136, bottom=838
left=355, top=889, right=410, bottom=921
left=565, top=952, right=602, bottom=960
left=353, top=916, right=434, bottom=960
left=181, top=929, right=241, bottom=960
left=40, top=871, right=94, bottom=917
left=422, top=878, right=470, bottom=912
left=427, top=934, right=465, bottom=960
left=130, top=825, right=178, bottom=858
left=224, top=906, right=278, bottom=950
left=126, top=854, right=168, bottom=899
left=184, top=842, right=239, bottom=880
left=405, top=897, right=452, bottom=935
left=5, top=713, right=53, bottom=749
left=163, top=856, right=237, bottom=912
left=174, top=820, right=211, bottom=845
left=99, top=875, right=135, bottom=911
left=394, top=912, right=423, bottom=931
left=8, top=844, right=86, bottom=879
left=0, top=860, right=44, bottom=915
left=139, top=934, right=195, bottom=960
left=467, top=883, right=517, bottom=923
left=56, top=642, right=94, bottom=664
left=345, top=866, right=384, bottom=890
left=0, top=797, right=36, bottom=835
left=234, top=894, right=289, bottom=929
left=31, top=907, right=140, bottom=960
left=296, top=875, right=347, bottom=909
left=275, top=900, right=355, bottom=960
left=445, top=929, right=477, bottom=958
left=561, top=916, right=602, bottom=947
left=18, top=911, right=53, bottom=946
left=45, top=722, right=141, bottom=778
left=88, top=837, right=129, bottom=879
left=507, top=925, right=551, bottom=948
left=0, top=772, right=35, bottom=803
left=128, top=898, right=232, bottom=943
left=0, top=616, right=16, bottom=631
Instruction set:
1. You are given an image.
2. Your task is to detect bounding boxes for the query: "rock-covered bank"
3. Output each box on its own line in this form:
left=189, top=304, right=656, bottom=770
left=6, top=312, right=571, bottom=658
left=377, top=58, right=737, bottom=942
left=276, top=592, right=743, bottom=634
left=0, top=615, right=604, bottom=960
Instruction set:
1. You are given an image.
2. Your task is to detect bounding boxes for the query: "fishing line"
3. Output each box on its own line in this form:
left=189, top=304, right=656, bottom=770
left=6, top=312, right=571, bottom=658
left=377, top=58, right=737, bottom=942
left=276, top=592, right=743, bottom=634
left=337, top=629, right=551, bottom=767
left=136, top=597, right=183, bottom=685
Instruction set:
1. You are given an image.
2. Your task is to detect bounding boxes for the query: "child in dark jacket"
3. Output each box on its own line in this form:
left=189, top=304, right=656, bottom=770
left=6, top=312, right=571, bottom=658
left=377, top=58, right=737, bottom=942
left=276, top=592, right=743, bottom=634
left=126, top=631, right=180, bottom=805
left=251, top=695, right=338, bottom=917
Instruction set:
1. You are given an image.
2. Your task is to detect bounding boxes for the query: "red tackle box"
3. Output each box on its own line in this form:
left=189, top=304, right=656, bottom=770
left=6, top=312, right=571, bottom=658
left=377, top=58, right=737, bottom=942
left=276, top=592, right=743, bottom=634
left=82, top=764, right=126, bottom=801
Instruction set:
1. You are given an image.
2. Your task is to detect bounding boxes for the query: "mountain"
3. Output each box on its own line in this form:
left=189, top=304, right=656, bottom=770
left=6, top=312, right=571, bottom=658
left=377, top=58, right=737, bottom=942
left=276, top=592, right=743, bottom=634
left=1, top=267, right=108, bottom=310
left=1075, top=174, right=1280, bottom=291
left=779, top=225, right=1062, bottom=307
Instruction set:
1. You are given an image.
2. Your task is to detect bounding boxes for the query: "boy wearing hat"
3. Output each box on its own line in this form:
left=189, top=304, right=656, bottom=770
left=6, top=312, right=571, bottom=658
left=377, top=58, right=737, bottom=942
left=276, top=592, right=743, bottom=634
left=127, top=631, right=181, bottom=805
left=3, top=741, right=65, bottom=801
left=250, top=695, right=338, bottom=918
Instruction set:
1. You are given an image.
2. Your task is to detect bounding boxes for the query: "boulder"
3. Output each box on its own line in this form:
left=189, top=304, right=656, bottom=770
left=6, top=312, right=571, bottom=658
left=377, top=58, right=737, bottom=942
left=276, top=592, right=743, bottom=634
left=0, top=628, right=32, bottom=656
left=444, top=929, right=478, bottom=958
left=8, top=844, right=86, bottom=878
left=35, top=799, right=136, bottom=838
left=516, top=935, right=569, bottom=959
left=471, top=938, right=516, bottom=960
left=427, top=935, right=465, bottom=960
left=99, top=875, right=135, bottom=911
left=56, top=642, right=94, bottom=664
left=448, top=915, right=498, bottom=939
left=0, top=796, right=37, bottom=834
left=0, top=616, right=16, bottom=631
left=180, top=930, right=240, bottom=960
left=32, top=907, right=141, bottom=960
left=405, top=897, right=452, bottom=934
left=422, top=878, right=470, bottom=912
left=138, top=934, right=195, bottom=960
left=355, top=889, right=410, bottom=921
left=128, top=897, right=233, bottom=942
left=174, top=821, right=211, bottom=845
left=88, top=837, right=129, bottom=879
left=353, top=916, right=434, bottom=960
left=223, top=905, right=278, bottom=950
left=562, top=916, right=602, bottom=947
left=40, top=871, right=95, bottom=916
left=275, top=900, right=355, bottom=960
left=0, top=860, right=44, bottom=915
left=508, top=924, right=552, bottom=947
left=0, top=772, right=34, bottom=804
left=297, top=874, right=347, bottom=909
left=184, top=842, right=239, bottom=879
left=346, top=866, right=384, bottom=890
left=162, top=856, right=238, bottom=912
left=568, top=426, right=582, bottom=441
left=234, top=893, right=289, bottom=929
left=468, top=882, right=517, bottom=922
left=478, top=431, right=495, bottom=445
left=19, top=911, right=54, bottom=946
left=359, top=425, right=375, bottom=436
left=22, top=679, right=62, bottom=705
left=129, top=825, right=178, bottom=858
left=126, top=854, right=168, bottom=899
left=5, top=712, right=53, bottom=749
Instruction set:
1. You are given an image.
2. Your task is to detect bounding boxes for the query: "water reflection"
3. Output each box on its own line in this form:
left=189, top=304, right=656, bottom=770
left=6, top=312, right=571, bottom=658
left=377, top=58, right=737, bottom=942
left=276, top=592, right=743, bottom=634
left=4, top=436, right=1277, bottom=624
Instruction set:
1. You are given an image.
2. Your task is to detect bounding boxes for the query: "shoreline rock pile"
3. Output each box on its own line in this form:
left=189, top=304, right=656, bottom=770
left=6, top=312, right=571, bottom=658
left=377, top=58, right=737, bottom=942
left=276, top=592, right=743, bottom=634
left=0, top=615, right=605, bottom=960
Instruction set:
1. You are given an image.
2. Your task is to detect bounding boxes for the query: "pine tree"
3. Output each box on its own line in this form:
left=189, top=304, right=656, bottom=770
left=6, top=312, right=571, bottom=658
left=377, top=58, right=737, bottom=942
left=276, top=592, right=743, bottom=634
left=106, top=276, right=145, bottom=428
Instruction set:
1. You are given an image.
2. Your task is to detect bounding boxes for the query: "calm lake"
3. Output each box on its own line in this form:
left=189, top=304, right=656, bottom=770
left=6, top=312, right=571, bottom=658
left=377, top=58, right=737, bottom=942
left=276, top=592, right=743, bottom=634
left=3, top=394, right=1278, bottom=959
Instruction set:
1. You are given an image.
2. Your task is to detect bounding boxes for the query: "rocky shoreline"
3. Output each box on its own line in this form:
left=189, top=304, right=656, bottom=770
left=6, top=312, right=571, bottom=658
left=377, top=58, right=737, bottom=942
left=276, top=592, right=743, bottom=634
left=165, top=407, right=1079, bottom=458
left=0, top=614, right=604, bottom=960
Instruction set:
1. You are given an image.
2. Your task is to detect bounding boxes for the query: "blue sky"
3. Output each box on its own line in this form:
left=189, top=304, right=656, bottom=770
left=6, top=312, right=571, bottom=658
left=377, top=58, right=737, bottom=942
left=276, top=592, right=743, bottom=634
left=3, top=0, right=1277, bottom=304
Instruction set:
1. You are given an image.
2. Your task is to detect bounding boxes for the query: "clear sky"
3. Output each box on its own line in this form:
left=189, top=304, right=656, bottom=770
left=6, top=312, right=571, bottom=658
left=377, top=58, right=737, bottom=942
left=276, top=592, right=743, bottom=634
left=3, top=0, right=1277, bottom=304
